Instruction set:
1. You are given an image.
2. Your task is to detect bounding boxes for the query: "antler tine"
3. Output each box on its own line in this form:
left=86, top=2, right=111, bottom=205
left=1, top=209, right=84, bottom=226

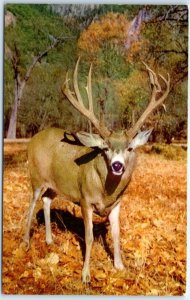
left=62, top=58, right=111, bottom=138
left=143, top=62, right=161, bottom=93
left=127, top=63, right=170, bottom=139
left=86, top=63, right=93, bottom=113
left=73, top=57, right=84, bottom=105
left=159, top=72, right=170, bottom=87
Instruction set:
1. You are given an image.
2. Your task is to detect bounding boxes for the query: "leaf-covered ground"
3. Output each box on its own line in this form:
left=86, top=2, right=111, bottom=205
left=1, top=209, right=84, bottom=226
left=3, top=143, right=187, bottom=295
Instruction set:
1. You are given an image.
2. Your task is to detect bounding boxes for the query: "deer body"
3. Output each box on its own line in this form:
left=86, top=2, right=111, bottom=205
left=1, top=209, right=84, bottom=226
left=25, top=127, right=138, bottom=282
left=24, top=58, right=170, bottom=283
left=28, top=127, right=137, bottom=215
left=28, top=128, right=83, bottom=203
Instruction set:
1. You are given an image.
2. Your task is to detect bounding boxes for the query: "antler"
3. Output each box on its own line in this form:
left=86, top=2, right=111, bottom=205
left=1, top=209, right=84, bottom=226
left=126, top=62, right=170, bottom=139
left=62, top=57, right=111, bottom=138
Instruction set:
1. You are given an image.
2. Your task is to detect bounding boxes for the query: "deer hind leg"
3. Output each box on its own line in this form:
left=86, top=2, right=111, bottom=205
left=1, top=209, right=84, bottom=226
left=108, top=202, right=124, bottom=270
left=81, top=205, right=93, bottom=283
left=23, top=187, right=41, bottom=247
left=42, top=188, right=57, bottom=244
left=43, top=196, right=53, bottom=245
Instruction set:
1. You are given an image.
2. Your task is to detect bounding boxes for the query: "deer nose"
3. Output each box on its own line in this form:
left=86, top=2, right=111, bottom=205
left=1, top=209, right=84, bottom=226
left=112, top=161, right=123, bottom=173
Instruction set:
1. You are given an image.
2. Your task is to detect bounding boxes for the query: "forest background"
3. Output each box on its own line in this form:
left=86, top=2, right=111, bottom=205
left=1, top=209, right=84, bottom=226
left=2, top=4, right=188, bottom=295
left=4, top=4, right=188, bottom=142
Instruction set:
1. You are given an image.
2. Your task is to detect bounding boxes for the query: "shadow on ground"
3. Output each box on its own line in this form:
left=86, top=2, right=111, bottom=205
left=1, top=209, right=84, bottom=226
left=36, top=209, right=113, bottom=261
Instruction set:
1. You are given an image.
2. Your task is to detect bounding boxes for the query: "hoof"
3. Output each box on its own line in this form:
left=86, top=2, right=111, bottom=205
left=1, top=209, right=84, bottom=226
left=82, top=268, right=91, bottom=284
left=21, top=238, right=30, bottom=251
left=46, top=238, right=53, bottom=245
left=115, top=260, right=125, bottom=270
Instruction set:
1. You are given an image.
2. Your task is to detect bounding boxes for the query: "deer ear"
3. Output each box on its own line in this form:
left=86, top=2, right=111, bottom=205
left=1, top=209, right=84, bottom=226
left=76, top=132, right=108, bottom=149
left=128, top=128, right=153, bottom=150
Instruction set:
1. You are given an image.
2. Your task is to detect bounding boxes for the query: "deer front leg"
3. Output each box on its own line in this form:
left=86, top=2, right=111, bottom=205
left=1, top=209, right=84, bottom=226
left=108, top=202, right=124, bottom=270
left=81, top=205, right=93, bottom=283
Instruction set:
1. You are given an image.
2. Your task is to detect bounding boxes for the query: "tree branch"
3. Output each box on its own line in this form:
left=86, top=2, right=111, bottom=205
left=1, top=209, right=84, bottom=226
left=154, top=49, right=187, bottom=57
left=23, top=39, right=60, bottom=83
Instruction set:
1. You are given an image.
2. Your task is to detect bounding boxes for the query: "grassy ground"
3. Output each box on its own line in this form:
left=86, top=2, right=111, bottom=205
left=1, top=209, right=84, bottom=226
left=2, top=142, right=187, bottom=295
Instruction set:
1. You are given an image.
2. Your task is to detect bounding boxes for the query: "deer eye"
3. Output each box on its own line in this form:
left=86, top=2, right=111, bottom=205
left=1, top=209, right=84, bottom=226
left=128, top=147, right=133, bottom=152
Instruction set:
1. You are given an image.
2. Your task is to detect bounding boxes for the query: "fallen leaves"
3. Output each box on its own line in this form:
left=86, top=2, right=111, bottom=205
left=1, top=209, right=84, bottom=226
left=2, top=144, right=187, bottom=295
left=46, top=252, right=59, bottom=265
left=94, top=270, right=107, bottom=281
left=33, top=267, right=42, bottom=281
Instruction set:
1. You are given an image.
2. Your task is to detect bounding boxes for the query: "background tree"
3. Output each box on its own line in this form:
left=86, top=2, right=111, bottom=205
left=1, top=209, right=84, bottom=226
left=5, top=4, right=77, bottom=138
left=6, top=37, right=67, bottom=138
left=4, top=4, right=188, bottom=142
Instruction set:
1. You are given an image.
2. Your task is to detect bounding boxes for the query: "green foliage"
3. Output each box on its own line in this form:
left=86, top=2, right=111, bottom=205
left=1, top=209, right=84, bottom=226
left=98, top=42, right=131, bottom=79
left=17, top=63, right=85, bottom=136
left=113, top=68, right=150, bottom=129
left=5, top=4, right=73, bottom=74
left=99, top=4, right=142, bottom=19
left=151, top=144, right=187, bottom=160
left=4, top=4, right=187, bottom=141
left=4, top=4, right=79, bottom=136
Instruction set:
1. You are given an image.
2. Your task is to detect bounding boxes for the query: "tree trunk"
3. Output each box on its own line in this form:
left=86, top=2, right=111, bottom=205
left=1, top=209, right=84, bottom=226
left=7, top=80, right=19, bottom=139
left=6, top=38, right=63, bottom=138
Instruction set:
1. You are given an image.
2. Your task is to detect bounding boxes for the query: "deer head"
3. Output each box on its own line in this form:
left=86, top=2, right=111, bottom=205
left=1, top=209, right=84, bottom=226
left=62, top=58, right=170, bottom=176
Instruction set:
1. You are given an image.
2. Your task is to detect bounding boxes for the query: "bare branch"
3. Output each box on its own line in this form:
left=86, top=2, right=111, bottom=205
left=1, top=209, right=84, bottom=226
left=24, top=39, right=60, bottom=83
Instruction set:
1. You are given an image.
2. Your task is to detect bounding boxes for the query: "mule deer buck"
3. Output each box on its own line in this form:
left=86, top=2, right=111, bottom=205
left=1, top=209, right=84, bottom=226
left=23, top=58, right=170, bottom=283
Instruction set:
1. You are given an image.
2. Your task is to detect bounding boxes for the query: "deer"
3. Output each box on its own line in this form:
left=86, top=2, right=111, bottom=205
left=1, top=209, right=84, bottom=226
left=23, top=58, right=170, bottom=283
